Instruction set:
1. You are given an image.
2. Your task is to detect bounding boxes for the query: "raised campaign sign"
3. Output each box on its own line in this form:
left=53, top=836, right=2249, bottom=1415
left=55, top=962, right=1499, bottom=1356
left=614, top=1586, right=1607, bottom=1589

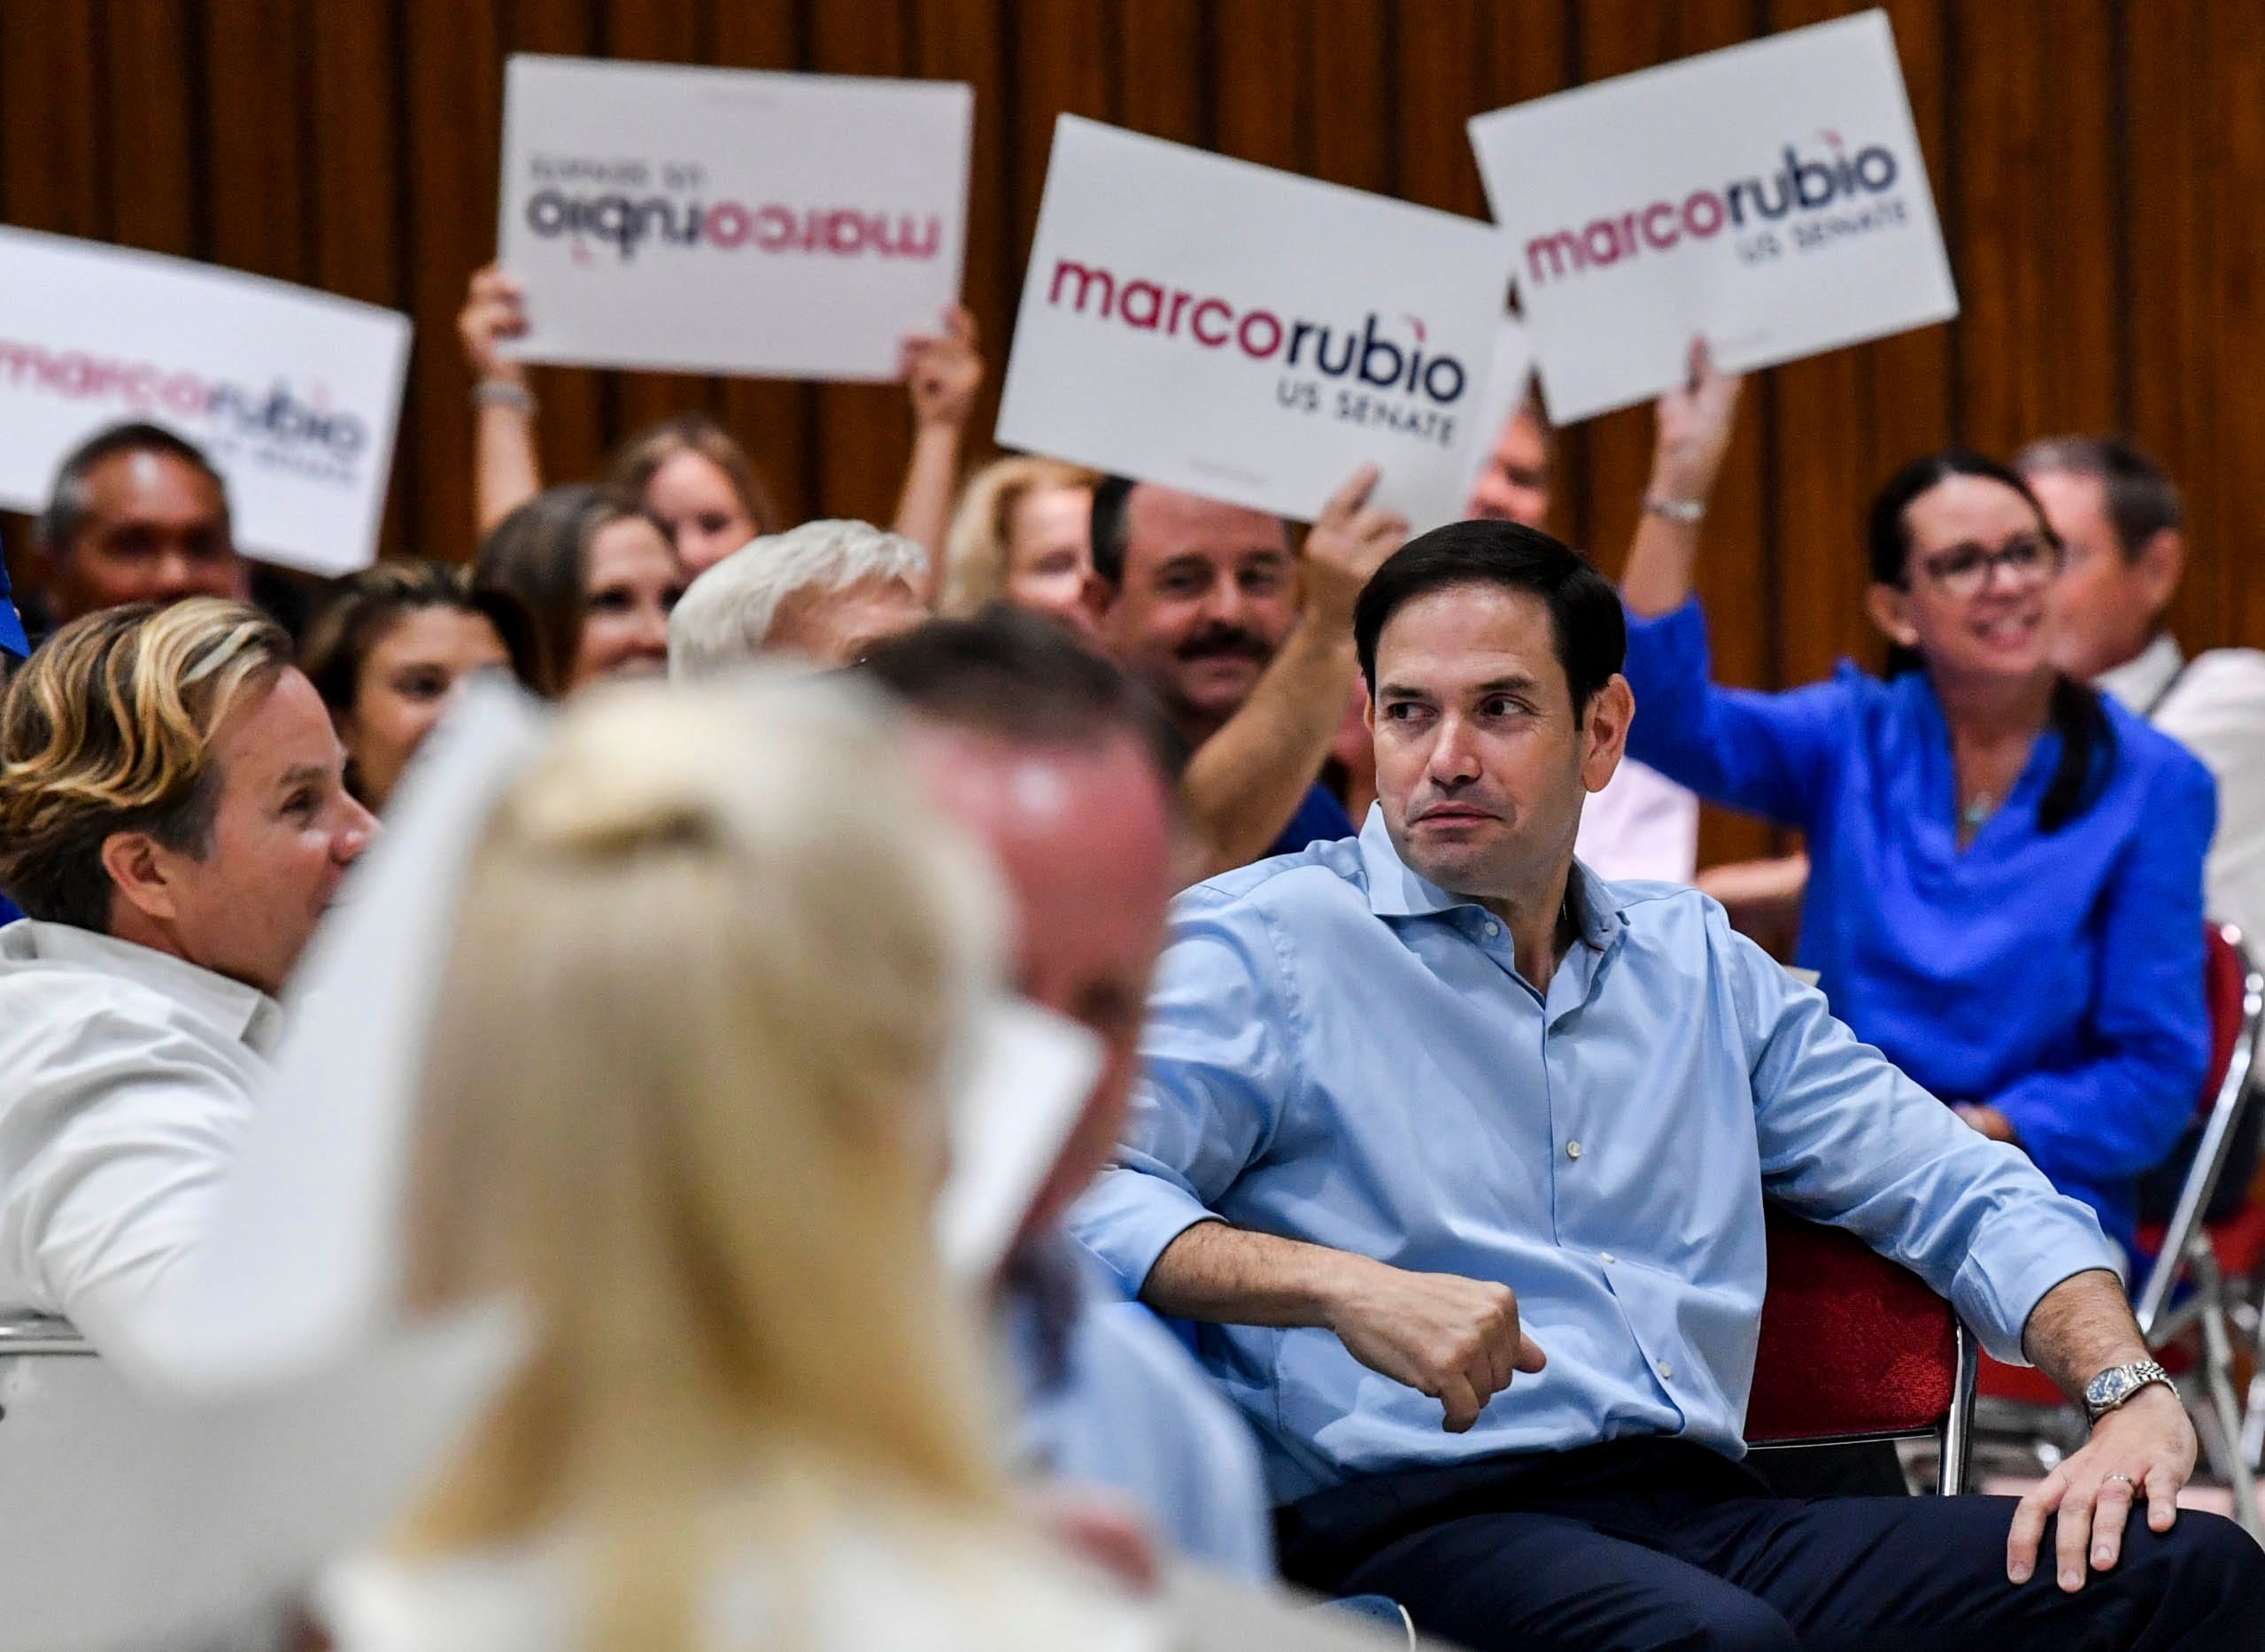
left=0, top=227, right=410, bottom=578
left=1468, top=10, right=1957, bottom=423
left=498, top=55, right=972, bottom=381
left=995, top=117, right=1513, bottom=531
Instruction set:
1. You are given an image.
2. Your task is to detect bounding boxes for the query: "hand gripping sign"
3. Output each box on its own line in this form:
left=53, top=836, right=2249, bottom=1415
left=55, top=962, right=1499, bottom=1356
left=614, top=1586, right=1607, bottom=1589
left=1468, top=10, right=1957, bottom=423
left=498, top=55, right=972, bottom=381
left=995, top=117, right=1514, bottom=532
left=0, top=228, right=409, bottom=578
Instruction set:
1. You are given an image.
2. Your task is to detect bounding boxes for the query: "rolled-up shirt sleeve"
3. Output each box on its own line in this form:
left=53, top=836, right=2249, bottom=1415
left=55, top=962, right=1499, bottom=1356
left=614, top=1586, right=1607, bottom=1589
left=1991, top=755, right=2215, bottom=1191
left=1723, top=909, right=2120, bottom=1363
left=1620, top=598, right=1847, bottom=833
left=1070, top=889, right=1300, bottom=1299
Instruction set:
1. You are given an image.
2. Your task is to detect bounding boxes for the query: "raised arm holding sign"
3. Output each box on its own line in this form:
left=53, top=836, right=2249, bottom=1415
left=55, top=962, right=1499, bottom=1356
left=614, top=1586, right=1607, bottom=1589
left=1467, top=9, right=1956, bottom=423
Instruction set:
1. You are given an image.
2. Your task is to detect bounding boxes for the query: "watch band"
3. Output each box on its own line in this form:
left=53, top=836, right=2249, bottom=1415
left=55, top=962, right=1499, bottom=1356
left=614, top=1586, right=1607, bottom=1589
left=1643, top=495, right=1706, bottom=524
left=2083, top=1358, right=2173, bottom=1423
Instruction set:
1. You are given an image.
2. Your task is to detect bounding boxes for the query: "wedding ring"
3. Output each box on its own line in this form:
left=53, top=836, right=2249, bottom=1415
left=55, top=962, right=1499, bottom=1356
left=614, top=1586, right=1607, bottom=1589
left=2103, top=1473, right=2136, bottom=1486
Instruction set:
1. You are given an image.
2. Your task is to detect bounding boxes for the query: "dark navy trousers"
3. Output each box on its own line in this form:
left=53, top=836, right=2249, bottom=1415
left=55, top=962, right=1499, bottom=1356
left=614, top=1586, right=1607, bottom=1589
left=1277, top=1439, right=2265, bottom=1652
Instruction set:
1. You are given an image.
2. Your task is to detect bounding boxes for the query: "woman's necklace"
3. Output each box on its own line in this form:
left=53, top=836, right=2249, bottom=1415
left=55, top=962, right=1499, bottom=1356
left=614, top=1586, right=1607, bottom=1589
left=1961, top=792, right=1996, bottom=831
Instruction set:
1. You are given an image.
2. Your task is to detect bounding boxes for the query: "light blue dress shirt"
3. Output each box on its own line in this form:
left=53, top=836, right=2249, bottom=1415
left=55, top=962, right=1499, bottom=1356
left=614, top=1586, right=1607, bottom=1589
left=1620, top=598, right=2215, bottom=1256
left=1071, top=810, right=2117, bottom=1504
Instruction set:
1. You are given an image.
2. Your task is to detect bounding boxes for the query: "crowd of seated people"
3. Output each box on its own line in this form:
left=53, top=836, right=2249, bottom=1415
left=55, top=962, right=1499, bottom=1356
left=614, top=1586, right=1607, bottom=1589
left=0, top=246, right=2262, bottom=1650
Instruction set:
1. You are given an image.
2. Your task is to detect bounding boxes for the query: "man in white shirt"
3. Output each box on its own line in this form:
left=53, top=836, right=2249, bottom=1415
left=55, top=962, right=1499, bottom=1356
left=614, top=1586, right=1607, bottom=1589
left=862, top=609, right=1277, bottom=1584
left=0, top=598, right=375, bottom=1359
left=2021, top=436, right=2265, bottom=945
left=1468, top=393, right=1699, bottom=883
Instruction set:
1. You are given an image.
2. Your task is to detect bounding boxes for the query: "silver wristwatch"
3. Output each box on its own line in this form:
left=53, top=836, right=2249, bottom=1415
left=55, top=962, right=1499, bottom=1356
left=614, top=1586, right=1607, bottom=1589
left=2083, top=1359, right=2173, bottom=1424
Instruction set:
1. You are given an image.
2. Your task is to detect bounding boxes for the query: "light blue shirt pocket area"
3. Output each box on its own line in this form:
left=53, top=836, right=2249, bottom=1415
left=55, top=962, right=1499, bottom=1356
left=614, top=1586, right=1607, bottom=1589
left=1071, top=810, right=2119, bottom=1505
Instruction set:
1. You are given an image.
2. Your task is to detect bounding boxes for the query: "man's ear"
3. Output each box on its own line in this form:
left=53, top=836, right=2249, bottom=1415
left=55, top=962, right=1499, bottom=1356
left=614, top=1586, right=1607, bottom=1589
left=1865, top=583, right=1919, bottom=651
left=1581, top=675, right=1634, bottom=796
left=98, top=830, right=181, bottom=927
left=2134, top=529, right=2184, bottom=619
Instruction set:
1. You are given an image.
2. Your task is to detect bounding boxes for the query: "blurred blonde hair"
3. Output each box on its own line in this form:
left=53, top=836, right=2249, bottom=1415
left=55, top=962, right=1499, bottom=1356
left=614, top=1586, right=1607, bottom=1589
left=939, top=456, right=1098, bottom=617
left=398, top=675, right=1008, bottom=1649
left=0, top=598, right=289, bottom=931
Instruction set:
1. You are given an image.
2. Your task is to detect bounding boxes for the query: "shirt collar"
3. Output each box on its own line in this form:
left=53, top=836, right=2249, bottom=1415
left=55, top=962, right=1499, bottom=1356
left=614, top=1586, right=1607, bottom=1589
left=1355, top=805, right=1623, bottom=953
left=2094, top=631, right=2184, bottom=714
left=8, top=920, right=284, bottom=1054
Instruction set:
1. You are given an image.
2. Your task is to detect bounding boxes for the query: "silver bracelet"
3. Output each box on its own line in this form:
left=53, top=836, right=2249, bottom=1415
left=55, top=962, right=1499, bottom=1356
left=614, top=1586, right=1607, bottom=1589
left=472, top=379, right=536, bottom=416
left=1643, top=495, right=1706, bottom=524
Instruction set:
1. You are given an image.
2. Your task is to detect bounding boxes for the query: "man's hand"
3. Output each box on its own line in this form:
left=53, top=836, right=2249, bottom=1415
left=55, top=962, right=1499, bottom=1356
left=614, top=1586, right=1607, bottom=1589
left=2007, top=1385, right=2195, bottom=1591
left=458, top=265, right=530, bottom=388
left=1302, top=465, right=1411, bottom=631
left=1324, top=1254, right=1546, bottom=1432
left=1648, top=338, right=1743, bottom=506
left=901, top=305, right=984, bottom=429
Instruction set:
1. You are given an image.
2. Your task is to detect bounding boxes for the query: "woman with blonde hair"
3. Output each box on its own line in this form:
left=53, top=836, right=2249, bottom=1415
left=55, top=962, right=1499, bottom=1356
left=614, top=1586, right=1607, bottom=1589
left=940, top=456, right=1100, bottom=632
left=323, top=678, right=1156, bottom=1652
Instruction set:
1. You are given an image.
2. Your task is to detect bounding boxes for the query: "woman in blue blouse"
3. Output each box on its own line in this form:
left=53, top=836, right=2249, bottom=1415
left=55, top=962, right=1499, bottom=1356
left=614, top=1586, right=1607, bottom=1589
left=1617, top=351, right=2215, bottom=1261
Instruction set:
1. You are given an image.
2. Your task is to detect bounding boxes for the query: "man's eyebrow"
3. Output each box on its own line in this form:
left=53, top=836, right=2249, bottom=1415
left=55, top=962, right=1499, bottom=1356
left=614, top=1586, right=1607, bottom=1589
left=1474, top=674, right=1545, bottom=694
left=272, top=762, right=329, bottom=791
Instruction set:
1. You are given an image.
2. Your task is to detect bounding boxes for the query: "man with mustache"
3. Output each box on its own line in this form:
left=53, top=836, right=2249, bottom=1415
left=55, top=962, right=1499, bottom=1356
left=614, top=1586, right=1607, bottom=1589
left=1089, top=471, right=1407, bottom=876
left=1073, top=520, right=2261, bottom=1651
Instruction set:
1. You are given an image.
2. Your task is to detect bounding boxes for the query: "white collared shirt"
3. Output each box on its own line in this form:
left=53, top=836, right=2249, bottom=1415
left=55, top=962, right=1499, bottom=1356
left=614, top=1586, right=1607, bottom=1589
left=2098, top=632, right=2265, bottom=946
left=0, top=920, right=281, bottom=1359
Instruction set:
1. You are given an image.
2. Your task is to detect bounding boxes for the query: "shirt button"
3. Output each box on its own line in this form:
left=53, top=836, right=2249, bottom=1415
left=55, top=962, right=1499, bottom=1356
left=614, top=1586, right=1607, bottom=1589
left=1483, top=920, right=1502, bottom=938
left=1565, top=1140, right=1582, bottom=1161
left=1600, top=1251, right=1615, bottom=1264
left=1659, top=1362, right=1674, bottom=1380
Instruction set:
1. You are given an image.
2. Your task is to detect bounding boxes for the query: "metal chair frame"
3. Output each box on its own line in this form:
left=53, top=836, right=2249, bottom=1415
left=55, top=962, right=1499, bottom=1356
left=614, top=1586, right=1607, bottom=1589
left=1977, top=922, right=2265, bottom=1537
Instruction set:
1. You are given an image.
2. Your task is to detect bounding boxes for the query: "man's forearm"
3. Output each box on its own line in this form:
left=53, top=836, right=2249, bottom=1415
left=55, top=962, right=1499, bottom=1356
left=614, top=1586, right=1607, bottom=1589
left=2021, top=1267, right=2149, bottom=1397
left=1182, top=620, right=1357, bottom=880
left=1141, top=1218, right=1365, bottom=1328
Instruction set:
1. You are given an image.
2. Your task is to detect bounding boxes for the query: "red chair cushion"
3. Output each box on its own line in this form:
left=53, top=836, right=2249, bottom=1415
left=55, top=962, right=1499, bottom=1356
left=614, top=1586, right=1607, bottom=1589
left=1747, top=1209, right=1958, bottom=1442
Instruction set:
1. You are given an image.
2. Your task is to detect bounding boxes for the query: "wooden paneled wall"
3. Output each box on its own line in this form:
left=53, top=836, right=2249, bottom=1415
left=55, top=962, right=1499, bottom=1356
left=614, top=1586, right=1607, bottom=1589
left=4, top=0, right=2260, bottom=863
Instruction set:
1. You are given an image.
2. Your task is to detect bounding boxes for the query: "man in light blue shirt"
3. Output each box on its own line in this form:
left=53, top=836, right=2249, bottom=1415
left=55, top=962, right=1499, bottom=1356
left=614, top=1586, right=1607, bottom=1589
left=1072, top=521, right=2261, bottom=1651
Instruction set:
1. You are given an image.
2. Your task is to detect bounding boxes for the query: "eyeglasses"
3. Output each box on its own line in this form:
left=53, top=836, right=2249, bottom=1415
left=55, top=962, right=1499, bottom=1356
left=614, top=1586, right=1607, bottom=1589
left=1912, top=532, right=2065, bottom=598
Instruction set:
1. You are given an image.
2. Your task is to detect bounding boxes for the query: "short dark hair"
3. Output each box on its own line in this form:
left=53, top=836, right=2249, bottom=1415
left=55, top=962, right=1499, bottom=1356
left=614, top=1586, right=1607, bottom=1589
left=38, top=421, right=231, bottom=558
left=1089, top=475, right=1137, bottom=587
left=2014, top=435, right=2184, bottom=560
left=1353, top=520, right=1625, bottom=725
left=857, top=605, right=1186, bottom=792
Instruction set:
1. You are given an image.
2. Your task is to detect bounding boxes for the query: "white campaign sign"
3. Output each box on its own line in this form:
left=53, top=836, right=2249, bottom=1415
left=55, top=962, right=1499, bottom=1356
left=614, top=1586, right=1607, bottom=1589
left=498, top=55, right=972, bottom=381
left=1468, top=10, right=1956, bottom=423
left=0, top=228, right=409, bottom=577
left=995, top=117, right=1512, bottom=530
